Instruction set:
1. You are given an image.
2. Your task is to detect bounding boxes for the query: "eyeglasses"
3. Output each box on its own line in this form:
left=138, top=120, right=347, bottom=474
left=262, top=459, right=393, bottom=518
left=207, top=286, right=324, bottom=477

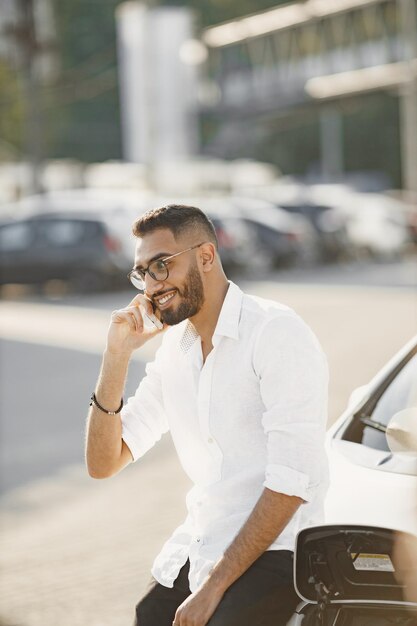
left=128, top=242, right=206, bottom=290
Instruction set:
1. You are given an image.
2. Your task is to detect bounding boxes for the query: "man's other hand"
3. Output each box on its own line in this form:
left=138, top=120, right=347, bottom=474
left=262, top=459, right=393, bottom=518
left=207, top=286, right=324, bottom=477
left=172, top=582, right=224, bottom=626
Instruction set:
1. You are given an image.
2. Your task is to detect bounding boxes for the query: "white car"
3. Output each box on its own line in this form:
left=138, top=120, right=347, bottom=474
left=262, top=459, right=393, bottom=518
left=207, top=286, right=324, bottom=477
left=286, top=336, right=417, bottom=624
left=343, top=194, right=411, bottom=259
left=325, top=334, right=417, bottom=535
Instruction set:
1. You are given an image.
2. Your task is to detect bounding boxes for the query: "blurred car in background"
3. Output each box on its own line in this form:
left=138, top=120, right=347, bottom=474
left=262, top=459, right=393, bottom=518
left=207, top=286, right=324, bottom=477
left=0, top=211, right=134, bottom=292
left=237, top=182, right=350, bottom=263
left=205, top=212, right=256, bottom=274
left=231, top=196, right=317, bottom=269
left=278, top=202, right=349, bottom=262
left=0, top=189, right=153, bottom=293
left=309, top=185, right=413, bottom=260
left=340, top=193, right=413, bottom=260
left=197, top=196, right=316, bottom=271
left=325, top=334, right=417, bottom=535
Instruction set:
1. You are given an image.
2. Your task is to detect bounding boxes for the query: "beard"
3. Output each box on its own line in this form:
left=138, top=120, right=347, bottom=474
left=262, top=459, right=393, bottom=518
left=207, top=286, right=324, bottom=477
left=157, top=260, right=205, bottom=326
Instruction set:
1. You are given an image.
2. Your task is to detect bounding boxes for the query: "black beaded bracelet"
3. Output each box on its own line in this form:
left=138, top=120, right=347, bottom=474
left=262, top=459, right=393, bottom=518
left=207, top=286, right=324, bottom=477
left=90, top=392, right=124, bottom=415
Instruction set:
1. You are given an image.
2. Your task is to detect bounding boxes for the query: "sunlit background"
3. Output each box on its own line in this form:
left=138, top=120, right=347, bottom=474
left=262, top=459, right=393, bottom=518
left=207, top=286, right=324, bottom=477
left=0, top=1, right=416, bottom=625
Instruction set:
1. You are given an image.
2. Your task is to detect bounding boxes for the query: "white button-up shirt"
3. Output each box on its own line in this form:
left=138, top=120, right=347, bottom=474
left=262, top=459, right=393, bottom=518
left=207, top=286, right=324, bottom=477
left=121, top=281, right=329, bottom=592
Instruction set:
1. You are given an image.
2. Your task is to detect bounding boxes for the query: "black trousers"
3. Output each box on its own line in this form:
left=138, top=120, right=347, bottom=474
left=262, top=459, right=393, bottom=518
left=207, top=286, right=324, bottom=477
left=134, top=550, right=300, bottom=626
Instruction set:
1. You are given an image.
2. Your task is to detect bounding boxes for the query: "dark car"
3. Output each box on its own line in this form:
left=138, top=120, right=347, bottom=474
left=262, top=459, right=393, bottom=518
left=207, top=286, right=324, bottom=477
left=205, top=196, right=317, bottom=271
left=235, top=185, right=350, bottom=263
left=0, top=212, right=133, bottom=292
left=203, top=213, right=255, bottom=275
left=278, top=202, right=350, bottom=262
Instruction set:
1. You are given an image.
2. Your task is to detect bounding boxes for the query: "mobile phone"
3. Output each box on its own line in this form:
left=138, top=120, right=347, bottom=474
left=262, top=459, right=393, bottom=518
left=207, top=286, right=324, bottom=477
left=139, top=305, right=164, bottom=330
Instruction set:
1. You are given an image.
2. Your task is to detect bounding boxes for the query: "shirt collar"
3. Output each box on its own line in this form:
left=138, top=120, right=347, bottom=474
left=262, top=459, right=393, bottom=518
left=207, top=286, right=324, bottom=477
left=212, top=280, right=242, bottom=341
left=179, top=281, right=243, bottom=354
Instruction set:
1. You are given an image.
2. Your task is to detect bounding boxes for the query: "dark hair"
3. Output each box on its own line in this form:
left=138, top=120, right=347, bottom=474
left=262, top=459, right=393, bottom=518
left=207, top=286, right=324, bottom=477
left=132, top=204, right=218, bottom=250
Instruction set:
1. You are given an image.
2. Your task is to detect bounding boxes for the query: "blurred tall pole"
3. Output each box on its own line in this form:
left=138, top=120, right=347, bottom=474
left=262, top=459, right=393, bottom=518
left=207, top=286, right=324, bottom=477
left=15, top=0, right=44, bottom=193
left=319, top=107, right=344, bottom=181
left=399, top=0, right=417, bottom=196
left=116, top=3, right=150, bottom=165
left=116, top=2, right=199, bottom=169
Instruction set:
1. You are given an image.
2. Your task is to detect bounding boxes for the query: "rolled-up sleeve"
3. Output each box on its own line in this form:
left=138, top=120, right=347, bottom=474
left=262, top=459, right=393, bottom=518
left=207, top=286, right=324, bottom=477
left=253, top=313, right=329, bottom=503
left=121, top=346, right=168, bottom=462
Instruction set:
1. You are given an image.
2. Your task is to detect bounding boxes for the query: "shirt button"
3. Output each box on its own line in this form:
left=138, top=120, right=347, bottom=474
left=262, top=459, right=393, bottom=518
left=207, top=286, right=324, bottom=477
left=208, top=437, right=214, bottom=444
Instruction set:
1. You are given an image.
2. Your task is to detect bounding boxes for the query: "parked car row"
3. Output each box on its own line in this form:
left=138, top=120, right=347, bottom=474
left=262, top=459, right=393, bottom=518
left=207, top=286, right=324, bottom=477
left=0, top=186, right=415, bottom=293
left=241, top=182, right=416, bottom=260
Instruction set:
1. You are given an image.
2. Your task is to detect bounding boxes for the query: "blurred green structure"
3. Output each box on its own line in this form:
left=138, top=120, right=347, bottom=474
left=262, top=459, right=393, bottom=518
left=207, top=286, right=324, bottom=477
left=0, top=0, right=416, bottom=193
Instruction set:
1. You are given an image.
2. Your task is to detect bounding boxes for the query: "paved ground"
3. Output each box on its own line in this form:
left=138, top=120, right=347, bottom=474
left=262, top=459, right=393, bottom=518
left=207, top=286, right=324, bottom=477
left=0, top=267, right=416, bottom=626
left=0, top=438, right=191, bottom=626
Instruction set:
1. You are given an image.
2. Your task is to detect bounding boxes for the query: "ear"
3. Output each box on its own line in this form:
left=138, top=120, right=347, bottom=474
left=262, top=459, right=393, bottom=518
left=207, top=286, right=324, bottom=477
left=199, top=242, right=216, bottom=273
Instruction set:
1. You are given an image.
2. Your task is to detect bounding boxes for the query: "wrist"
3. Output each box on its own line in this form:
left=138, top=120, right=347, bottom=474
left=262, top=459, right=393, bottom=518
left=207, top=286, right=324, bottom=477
left=104, top=347, right=132, bottom=361
left=90, top=392, right=123, bottom=415
left=203, top=566, right=230, bottom=596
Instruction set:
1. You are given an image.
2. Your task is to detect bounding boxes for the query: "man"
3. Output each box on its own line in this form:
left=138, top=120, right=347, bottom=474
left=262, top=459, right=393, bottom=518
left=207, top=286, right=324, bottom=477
left=85, top=204, right=329, bottom=626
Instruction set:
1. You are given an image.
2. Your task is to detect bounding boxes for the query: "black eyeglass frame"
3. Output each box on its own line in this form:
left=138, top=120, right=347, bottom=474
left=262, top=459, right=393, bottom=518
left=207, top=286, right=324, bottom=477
left=127, top=242, right=206, bottom=290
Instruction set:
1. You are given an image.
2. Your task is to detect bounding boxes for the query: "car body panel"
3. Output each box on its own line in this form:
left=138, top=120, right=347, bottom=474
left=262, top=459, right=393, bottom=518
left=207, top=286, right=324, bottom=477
left=325, top=334, right=417, bottom=534
left=294, top=524, right=415, bottom=605
left=287, top=525, right=417, bottom=625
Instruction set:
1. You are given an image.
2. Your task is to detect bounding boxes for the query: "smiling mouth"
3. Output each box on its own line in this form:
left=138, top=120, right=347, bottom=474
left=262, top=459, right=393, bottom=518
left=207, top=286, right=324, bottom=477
left=154, top=290, right=177, bottom=308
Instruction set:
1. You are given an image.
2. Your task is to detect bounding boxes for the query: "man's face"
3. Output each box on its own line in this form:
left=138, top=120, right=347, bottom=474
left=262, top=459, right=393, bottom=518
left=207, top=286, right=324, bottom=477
left=134, top=228, right=205, bottom=326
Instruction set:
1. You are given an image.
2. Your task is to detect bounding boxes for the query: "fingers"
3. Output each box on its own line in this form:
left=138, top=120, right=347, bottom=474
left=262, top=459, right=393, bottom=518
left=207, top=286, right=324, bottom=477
left=127, top=294, right=165, bottom=327
left=111, top=305, right=144, bottom=333
left=128, top=293, right=154, bottom=316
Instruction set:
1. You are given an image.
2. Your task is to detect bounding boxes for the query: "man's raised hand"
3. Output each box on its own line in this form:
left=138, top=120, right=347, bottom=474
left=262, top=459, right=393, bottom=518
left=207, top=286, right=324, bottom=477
left=106, top=294, right=165, bottom=356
